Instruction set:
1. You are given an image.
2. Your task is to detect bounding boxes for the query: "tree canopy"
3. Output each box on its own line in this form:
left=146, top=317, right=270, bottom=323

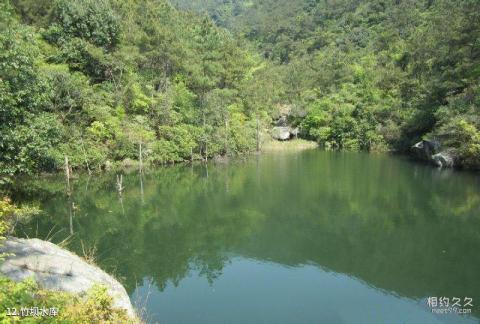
left=0, top=0, right=272, bottom=175
left=1, top=0, right=479, bottom=174
left=173, top=0, right=480, bottom=167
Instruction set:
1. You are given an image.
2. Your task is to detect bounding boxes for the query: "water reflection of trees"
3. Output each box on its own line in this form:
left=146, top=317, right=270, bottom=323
left=14, top=151, right=480, bottom=316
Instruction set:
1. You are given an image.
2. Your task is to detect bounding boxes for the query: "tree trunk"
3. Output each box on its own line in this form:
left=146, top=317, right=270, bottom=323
left=205, top=141, right=208, bottom=162
left=139, top=142, right=143, bottom=172
left=224, top=118, right=229, bottom=155
left=256, top=115, right=260, bottom=152
left=64, top=156, right=71, bottom=196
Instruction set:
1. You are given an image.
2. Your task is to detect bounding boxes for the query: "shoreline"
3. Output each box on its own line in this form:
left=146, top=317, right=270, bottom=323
left=2, top=140, right=478, bottom=185
left=261, top=139, right=319, bottom=152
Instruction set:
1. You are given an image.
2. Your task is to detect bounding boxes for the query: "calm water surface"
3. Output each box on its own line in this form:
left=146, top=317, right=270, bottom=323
left=15, top=150, right=480, bottom=323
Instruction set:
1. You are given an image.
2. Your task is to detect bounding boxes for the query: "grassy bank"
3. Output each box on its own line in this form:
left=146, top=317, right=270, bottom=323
left=262, top=139, right=318, bottom=152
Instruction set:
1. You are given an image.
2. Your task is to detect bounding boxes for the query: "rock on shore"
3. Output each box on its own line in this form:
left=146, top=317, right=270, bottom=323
left=0, top=237, right=135, bottom=317
left=272, top=126, right=299, bottom=141
left=411, top=139, right=456, bottom=168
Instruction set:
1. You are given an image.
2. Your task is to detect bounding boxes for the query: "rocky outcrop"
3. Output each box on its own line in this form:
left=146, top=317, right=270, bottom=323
left=272, top=127, right=292, bottom=141
left=432, top=151, right=455, bottom=168
left=412, top=139, right=441, bottom=161
left=271, top=104, right=302, bottom=141
left=271, top=126, right=300, bottom=141
left=0, top=237, right=135, bottom=317
left=276, top=115, right=288, bottom=127
left=411, top=140, right=455, bottom=168
left=290, top=127, right=299, bottom=138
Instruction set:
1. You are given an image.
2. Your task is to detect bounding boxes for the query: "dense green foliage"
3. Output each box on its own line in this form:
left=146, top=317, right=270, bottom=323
left=0, top=197, right=39, bottom=250
left=0, top=0, right=272, bottom=176
left=0, top=0, right=479, bottom=174
left=0, top=277, right=135, bottom=323
left=173, top=0, right=480, bottom=167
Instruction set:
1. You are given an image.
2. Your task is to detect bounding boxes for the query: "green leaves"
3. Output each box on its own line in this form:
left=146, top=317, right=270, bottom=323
left=1, top=113, right=64, bottom=173
left=0, top=0, right=268, bottom=175
left=46, top=0, right=120, bottom=49
left=433, top=84, right=480, bottom=169
left=2, top=0, right=479, bottom=173
left=0, top=24, right=44, bottom=124
left=190, top=0, right=479, bottom=167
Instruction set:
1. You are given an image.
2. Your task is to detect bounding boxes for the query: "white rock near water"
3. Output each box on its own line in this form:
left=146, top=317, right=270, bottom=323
left=0, top=237, right=135, bottom=317
left=272, top=126, right=299, bottom=141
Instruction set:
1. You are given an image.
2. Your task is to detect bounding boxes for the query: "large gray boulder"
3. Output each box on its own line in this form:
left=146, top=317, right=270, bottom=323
left=0, top=237, right=135, bottom=317
left=272, top=127, right=291, bottom=141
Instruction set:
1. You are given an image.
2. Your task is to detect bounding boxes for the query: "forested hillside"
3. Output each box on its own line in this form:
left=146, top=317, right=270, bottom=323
left=0, top=0, right=278, bottom=176
left=1, top=0, right=479, bottom=175
left=174, top=0, right=480, bottom=168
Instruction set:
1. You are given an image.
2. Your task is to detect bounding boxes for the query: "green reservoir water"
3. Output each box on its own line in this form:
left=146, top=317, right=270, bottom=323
left=14, top=150, right=480, bottom=323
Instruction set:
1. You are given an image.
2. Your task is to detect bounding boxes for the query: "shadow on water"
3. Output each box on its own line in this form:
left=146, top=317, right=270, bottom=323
left=12, top=150, right=480, bottom=322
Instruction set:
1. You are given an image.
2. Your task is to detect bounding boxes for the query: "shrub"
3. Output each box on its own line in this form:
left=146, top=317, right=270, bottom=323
left=46, top=0, right=120, bottom=49
left=434, top=85, right=480, bottom=169
left=0, top=278, right=136, bottom=323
